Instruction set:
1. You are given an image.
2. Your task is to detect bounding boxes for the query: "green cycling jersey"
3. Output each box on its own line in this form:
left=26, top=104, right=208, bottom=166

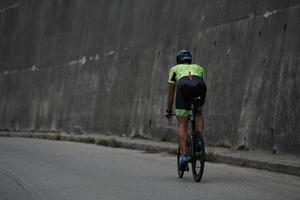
left=168, top=64, right=205, bottom=84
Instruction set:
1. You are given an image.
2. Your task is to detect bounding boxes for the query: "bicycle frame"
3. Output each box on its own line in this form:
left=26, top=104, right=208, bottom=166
left=177, top=96, right=205, bottom=182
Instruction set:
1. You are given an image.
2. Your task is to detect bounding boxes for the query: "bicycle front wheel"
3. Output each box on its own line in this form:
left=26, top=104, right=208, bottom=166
left=191, top=134, right=205, bottom=182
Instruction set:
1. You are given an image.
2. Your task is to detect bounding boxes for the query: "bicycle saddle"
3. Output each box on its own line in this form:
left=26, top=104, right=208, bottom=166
left=191, top=97, right=202, bottom=107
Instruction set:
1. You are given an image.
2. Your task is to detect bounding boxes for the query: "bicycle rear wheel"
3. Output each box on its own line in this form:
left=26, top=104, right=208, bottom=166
left=177, top=146, right=184, bottom=178
left=191, top=134, right=205, bottom=182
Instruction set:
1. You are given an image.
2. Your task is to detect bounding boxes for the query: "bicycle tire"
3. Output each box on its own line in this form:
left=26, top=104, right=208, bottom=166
left=191, top=134, right=205, bottom=182
left=177, top=146, right=184, bottom=178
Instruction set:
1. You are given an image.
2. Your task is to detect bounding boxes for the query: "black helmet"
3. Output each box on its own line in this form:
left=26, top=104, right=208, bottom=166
left=176, top=49, right=192, bottom=64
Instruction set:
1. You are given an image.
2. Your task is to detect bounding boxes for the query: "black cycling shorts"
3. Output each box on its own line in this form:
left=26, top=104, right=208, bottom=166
left=175, top=76, right=207, bottom=116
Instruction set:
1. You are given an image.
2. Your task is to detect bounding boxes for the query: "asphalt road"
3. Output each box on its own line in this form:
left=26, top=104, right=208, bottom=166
left=0, top=138, right=299, bottom=200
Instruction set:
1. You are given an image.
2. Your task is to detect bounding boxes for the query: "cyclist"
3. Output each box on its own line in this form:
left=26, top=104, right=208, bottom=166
left=165, top=49, right=207, bottom=170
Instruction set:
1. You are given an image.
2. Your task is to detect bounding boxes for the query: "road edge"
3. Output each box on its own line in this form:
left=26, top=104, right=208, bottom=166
left=1, top=131, right=299, bottom=177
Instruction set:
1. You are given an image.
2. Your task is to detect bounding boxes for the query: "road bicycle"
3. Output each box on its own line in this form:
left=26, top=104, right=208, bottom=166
left=177, top=97, right=205, bottom=182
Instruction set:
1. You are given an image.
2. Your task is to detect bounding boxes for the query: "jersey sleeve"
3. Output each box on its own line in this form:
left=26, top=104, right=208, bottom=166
left=201, top=66, right=205, bottom=81
left=168, top=67, right=176, bottom=84
left=197, top=65, right=205, bottom=81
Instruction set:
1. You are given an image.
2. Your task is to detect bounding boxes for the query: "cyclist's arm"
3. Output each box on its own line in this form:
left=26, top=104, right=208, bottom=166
left=167, top=83, right=175, bottom=112
left=167, top=67, right=176, bottom=113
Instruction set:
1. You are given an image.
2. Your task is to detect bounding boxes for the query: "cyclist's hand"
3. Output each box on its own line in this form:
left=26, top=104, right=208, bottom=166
left=164, top=110, right=172, bottom=120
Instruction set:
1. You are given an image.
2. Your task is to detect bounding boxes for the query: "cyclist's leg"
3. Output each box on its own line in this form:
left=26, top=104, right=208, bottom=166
left=195, top=111, right=204, bottom=132
left=194, top=78, right=207, bottom=133
left=177, top=116, right=188, bottom=156
left=175, top=77, right=191, bottom=157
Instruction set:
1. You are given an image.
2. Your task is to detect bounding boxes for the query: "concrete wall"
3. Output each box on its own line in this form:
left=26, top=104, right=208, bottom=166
left=0, top=0, right=299, bottom=154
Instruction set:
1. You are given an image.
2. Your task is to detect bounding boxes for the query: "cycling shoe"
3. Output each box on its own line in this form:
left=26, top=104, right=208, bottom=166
left=179, top=155, right=189, bottom=171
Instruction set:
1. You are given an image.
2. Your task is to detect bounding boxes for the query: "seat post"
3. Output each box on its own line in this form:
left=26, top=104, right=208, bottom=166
left=191, top=108, right=196, bottom=132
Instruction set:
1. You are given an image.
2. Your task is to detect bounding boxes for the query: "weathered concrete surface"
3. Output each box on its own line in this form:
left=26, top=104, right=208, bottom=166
left=0, top=0, right=299, bottom=154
